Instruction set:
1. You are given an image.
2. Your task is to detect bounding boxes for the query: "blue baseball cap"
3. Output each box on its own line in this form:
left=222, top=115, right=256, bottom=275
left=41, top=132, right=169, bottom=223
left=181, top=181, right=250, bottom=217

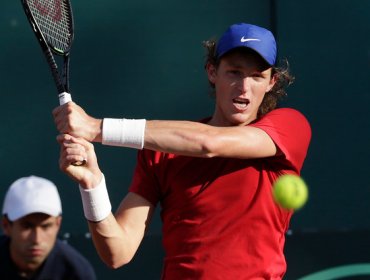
left=216, top=23, right=277, bottom=66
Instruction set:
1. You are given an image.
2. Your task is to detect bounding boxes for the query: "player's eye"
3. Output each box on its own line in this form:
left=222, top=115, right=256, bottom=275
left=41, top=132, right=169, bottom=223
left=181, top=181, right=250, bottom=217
left=227, top=70, right=242, bottom=77
left=251, top=72, right=263, bottom=78
left=41, top=223, right=53, bottom=230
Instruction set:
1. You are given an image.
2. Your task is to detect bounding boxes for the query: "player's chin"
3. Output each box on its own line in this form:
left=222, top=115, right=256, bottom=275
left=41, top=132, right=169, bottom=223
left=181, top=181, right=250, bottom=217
left=228, top=112, right=253, bottom=126
left=25, top=254, right=47, bottom=268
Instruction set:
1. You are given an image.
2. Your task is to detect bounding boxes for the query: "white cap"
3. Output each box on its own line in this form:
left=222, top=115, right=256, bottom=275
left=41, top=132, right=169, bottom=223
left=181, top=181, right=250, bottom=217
left=2, top=176, right=62, bottom=221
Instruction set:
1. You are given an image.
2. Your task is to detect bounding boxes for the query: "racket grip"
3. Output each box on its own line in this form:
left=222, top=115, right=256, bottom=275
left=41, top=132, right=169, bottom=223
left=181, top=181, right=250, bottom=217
left=59, top=92, right=72, bottom=105
left=57, top=92, right=86, bottom=166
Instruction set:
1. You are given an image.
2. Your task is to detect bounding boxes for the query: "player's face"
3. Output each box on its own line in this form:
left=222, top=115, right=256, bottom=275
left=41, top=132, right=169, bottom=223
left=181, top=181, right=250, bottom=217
left=3, top=213, right=61, bottom=274
left=207, top=50, right=276, bottom=126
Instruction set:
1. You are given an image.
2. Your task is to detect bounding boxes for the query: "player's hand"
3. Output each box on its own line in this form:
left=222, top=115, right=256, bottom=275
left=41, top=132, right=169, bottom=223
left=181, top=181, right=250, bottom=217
left=57, top=134, right=102, bottom=189
left=53, top=102, right=103, bottom=142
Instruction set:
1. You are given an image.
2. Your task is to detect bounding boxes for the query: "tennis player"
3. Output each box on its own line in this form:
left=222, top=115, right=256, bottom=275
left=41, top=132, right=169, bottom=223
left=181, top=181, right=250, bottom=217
left=54, top=23, right=311, bottom=279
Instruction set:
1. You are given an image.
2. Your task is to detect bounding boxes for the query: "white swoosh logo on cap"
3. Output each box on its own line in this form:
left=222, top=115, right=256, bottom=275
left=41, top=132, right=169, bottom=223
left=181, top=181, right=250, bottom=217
left=240, top=37, right=261, bottom=42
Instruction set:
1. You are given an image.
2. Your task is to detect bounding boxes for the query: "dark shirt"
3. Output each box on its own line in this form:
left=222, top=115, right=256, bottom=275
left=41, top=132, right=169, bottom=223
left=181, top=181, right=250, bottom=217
left=0, top=235, right=96, bottom=280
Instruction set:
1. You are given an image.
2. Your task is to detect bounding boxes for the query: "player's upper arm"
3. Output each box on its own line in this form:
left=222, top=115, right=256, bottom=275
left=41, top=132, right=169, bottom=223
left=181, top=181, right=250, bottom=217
left=205, top=125, right=277, bottom=159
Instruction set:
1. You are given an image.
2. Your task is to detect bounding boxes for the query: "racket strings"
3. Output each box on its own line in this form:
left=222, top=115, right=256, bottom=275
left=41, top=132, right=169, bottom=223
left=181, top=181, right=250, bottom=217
left=28, top=0, right=72, bottom=53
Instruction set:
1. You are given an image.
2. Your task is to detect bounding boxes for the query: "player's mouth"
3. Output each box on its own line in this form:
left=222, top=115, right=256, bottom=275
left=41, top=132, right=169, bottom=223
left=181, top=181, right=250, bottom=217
left=28, top=247, right=44, bottom=257
left=232, top=97, right=250, bottom=111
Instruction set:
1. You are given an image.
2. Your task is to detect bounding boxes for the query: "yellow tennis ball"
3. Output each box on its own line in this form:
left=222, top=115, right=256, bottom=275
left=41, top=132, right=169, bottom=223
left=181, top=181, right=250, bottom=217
left=273, top=174, right=308, bottom=210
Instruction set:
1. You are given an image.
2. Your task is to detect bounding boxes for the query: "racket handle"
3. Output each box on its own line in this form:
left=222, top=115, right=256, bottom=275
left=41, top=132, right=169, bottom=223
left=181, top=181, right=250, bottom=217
left=58, top=92, right=86, bottom=166
left=59, top=92, right=72, bottom=105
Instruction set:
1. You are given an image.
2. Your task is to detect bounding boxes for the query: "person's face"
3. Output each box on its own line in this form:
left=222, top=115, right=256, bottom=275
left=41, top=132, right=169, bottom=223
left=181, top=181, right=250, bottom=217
left=207, top=49, right=276, bottom=126
left=2, top=213, right=61, bottom=273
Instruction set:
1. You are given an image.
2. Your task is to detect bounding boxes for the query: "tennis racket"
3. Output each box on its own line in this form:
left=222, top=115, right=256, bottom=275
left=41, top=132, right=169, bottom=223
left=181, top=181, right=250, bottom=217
left=22, top=0, right=85, bottom=166
left=21, top=0, right=74, bottom=105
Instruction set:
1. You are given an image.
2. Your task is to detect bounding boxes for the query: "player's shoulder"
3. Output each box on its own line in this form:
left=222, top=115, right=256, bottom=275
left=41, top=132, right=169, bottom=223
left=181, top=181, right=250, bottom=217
left=265, top=107, right=310, bottom=125
left=269, top=107, right=306, bottom=117
left=254, top=107, right=312, bottom=138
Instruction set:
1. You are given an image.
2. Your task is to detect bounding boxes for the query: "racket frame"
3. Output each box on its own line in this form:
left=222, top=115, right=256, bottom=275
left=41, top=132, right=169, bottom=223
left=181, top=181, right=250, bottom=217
left=20, top=0, right=74, bottom=104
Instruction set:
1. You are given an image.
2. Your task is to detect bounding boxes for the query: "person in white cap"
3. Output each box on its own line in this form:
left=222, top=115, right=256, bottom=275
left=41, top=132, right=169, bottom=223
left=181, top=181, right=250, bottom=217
left=53, top=23, right=312, bottom=278
left=0, top=175, right=96, bottom=280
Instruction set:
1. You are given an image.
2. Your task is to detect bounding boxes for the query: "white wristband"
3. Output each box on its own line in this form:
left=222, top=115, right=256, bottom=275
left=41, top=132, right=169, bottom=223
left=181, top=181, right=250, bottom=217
left=102, top=118, right=146, bottom=149
left=79, top=174, right=112, bottom=222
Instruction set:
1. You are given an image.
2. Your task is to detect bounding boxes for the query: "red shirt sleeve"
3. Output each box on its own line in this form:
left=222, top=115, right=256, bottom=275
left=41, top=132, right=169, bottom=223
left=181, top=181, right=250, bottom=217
left=249, top=108, right=312, bottom=172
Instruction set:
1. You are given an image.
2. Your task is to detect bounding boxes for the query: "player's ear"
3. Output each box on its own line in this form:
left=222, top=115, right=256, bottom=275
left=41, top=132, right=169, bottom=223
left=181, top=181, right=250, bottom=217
left=266, top=72, right=276, bottom=93
left=206, top=62, right=217, bottom=84
left=56, top=216, right=62, bottom=230
left=2, top=216, right=12, bottom=236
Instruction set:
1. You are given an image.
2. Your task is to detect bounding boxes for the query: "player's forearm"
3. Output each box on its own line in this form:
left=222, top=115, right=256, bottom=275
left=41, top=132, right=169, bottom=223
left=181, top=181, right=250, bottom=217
left=101, top=118, right=277, bottom=159
left=102, top=118, right=241, bottom=157
left=88, top=214, right=139, bottom=268
left=101, top=118, right=216, bottom=156
left=78, top=174, right=140, bottom=268
left=144, top=120, right=218, bottom=157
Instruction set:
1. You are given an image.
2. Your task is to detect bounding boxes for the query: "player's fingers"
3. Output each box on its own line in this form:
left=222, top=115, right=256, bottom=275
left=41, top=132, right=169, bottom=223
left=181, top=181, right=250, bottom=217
left=57, top=133, right=90, bottom=146
left=58, top=141, right=87, bottom=171
left=52, top=101, right=76, bottom=116
left=57, top=134, right=101, bottom=187
left=56, top=133, right=72, bottom=144
left=66, top=144, right=87, bottom=158
left=57, top=134, right=97, bottom=167
left=58, top=134, right=85, bottom=155
left=54, top=118, right=75, bottom=135
left=60, top=135, right=95, bottom=154
left=59, top=154, right=87, bottom=171
left=53, top=103, right=78, bottom=134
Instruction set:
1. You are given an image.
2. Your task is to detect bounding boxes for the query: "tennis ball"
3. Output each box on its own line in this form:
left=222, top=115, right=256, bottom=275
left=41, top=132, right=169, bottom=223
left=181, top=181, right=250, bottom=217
left=273, top=174, right=308, bottom=210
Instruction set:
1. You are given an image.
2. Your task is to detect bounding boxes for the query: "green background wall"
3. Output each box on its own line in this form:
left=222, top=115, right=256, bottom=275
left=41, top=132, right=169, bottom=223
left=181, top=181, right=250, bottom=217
left=1, top=0, right=370, bottom=279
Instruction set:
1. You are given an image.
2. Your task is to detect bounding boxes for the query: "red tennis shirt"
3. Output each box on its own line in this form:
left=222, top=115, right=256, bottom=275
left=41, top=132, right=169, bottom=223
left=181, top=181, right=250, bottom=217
left=129, top=108, right=311, bottom=279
